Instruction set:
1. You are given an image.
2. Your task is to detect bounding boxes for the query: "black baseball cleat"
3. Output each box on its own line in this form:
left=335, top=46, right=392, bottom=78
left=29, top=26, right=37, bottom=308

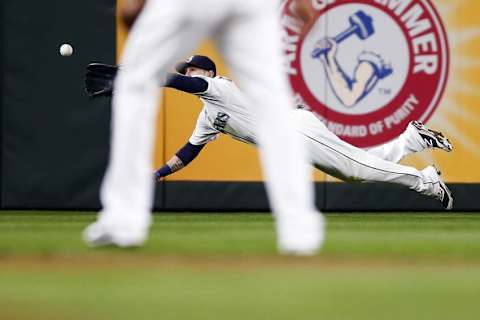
left=410, top=121, right=453, bottom=152
left=423, top=165, right=454, bottom=210
left=439, top=181, right=453, bottom=210
left=437, top=179, right=454, bottom=210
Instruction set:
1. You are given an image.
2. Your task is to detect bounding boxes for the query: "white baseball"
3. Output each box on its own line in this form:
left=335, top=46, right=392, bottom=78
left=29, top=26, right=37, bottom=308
left=59, top=44, right=73, bottom=57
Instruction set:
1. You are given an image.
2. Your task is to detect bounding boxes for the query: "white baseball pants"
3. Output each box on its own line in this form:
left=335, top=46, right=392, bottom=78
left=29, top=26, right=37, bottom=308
left=292, top=109, right=437, bottom=195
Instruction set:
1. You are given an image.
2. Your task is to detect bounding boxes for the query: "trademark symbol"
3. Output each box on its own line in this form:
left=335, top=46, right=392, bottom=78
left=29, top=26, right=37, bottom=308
left=378, top=88, right=392, bottom=95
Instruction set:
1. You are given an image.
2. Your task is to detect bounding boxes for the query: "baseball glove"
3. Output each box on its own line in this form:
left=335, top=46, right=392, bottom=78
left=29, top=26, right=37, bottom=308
left=84, top=63, right=118, bottom=98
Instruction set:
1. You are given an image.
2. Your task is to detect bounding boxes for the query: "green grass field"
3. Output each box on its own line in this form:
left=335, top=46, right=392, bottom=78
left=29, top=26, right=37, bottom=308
left=1, top=211, right=480, bottom=320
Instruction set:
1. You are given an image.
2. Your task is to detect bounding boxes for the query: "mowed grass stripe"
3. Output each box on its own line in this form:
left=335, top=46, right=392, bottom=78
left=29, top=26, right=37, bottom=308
left=1, top=264, right=480, bottom=320
left=0, top=212, right=479, bottom=259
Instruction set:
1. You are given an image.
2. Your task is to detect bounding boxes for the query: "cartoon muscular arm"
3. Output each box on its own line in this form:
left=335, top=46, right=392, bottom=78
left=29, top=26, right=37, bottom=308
left=315, top=38, right=392, bottom=108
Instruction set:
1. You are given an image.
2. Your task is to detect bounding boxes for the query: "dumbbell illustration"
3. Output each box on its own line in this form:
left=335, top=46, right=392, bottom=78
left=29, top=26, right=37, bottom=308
left=311, top=10, right=375, bottom=58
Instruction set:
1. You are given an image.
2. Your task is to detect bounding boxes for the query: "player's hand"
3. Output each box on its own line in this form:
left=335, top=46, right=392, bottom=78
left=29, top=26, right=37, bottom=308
left=154, top=170, right=162, bottom=182
left=121, top=0, right=145, bottom=30
left=291, top=0, right=316, bottom=37
left=84, top=63, right=118, bottom=98
left=292, top=0, right=314, bottom=25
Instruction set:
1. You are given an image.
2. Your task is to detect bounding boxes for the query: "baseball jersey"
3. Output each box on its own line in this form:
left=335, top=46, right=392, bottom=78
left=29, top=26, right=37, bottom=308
left=188, top=75, right=257, bottom=145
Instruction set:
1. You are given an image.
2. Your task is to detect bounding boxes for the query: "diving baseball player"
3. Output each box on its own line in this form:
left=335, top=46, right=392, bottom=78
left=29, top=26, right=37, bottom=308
left=84, top=56, right=454, bottom=210
left=83, top=0, right=324, bottom=255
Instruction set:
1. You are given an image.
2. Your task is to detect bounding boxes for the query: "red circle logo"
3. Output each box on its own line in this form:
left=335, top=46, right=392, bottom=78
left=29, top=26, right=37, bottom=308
left=282, top=0, right=449, bottom=147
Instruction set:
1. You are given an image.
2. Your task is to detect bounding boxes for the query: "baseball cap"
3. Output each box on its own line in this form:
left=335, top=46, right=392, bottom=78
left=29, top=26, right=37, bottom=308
left=175, top=55, right=217, bottom=76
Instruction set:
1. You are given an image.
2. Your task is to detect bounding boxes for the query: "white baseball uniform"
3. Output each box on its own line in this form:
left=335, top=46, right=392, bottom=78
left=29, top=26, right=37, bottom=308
left=187, top=75, right=442, bottom=198
left=90, top=0, right=323, bottom=253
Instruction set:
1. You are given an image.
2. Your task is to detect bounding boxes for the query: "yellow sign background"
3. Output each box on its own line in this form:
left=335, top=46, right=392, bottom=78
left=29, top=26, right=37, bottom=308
left=117, top=0, right=480, bottom=183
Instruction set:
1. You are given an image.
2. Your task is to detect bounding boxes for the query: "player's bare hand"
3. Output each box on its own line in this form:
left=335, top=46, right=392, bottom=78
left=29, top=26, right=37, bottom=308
left=121, top=0, right=146, bottom=30
left=154, top=171, right=163, bottom=182
left=291, top=0, right=314, bottom=25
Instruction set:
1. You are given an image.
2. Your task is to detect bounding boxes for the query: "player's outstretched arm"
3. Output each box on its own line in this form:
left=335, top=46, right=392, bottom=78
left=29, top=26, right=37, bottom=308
left=154, top=142, right=205, bottom=181
left=165, top=74, right=208, bottom=94
left=155, top=155, right=186, bottom=181
left=85, top=65, right=208, bottom=99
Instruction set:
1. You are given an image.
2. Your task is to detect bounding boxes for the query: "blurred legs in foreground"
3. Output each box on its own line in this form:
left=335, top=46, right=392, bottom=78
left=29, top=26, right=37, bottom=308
left=84, top=0, right=324, bottom=255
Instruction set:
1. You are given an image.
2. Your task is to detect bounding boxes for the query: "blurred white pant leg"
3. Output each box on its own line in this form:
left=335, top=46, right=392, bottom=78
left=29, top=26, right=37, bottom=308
left=294, top=110, right=431, bottom=193
left=217, top=2, right=324, bottom=252
left=99, top=1, right=210, bottom=231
